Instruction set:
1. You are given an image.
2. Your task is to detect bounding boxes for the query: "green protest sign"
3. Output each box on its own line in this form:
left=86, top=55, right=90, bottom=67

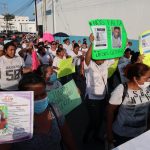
left=89, top=19, right=127, bottom=60
left=57, top=58, right=75, bottom=78
left=47, top=80, right=81, bottom=115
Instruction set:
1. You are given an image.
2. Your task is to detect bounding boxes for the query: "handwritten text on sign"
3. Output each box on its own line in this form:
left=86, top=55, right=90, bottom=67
left=89, top=19, right=127, bottom=60
left=47, top=80, right=81, bottom=115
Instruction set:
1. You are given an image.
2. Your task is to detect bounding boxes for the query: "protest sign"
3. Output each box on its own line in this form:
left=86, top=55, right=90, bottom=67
left=108, top=59, right=118, bottom=78
left=47, top=80, right=81, bottom=115
left=113, top=130, right=150, bottom=150
left=0, top=91, right=33, bottom=144
left=89, top=19, right=127, bottom=60
left=139, top=30, right=150, bottom=66
left=57, top=58, right=75, bottom=78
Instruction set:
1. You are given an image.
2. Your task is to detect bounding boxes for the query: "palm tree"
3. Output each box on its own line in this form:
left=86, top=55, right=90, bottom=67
left=3, top=13, right=15, bottom=33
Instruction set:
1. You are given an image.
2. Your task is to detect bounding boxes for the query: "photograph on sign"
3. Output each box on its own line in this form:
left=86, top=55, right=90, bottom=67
left=0, top=105, right=8, bottom=130
left=91, top=25, right=107, bottom=50
left=89, top=19, right=127, bottom=60
left=141, top=33, right=150, bottom=54
left=111, top=26, right=122, bottom=48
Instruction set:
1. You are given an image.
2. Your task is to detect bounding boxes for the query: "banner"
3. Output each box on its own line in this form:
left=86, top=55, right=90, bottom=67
left=47, top=80, right=81, bottom=115
left=57, top=58, right=75, bottom=78
left=139, top=30, right=150, bottom=66
left=0, top=92, right=33, bottom=144
left=89, top=19, right=127, bottom=60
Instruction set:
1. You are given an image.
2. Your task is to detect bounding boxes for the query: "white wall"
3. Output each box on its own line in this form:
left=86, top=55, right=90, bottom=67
left=37, top=0, right=150, bottom=39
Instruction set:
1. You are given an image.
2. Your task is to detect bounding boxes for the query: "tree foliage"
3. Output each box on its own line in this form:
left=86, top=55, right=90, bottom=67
left=3, top=13, right=15, bottom=22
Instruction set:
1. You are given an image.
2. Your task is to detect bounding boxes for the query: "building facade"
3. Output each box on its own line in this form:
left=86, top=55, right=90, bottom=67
left=36, top=0, right=150, bottom=40
left=0, top=15, right=36, bottom=33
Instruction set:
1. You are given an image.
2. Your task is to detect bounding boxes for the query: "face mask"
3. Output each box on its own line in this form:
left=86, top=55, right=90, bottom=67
left=49, top=73, right=57, bottom=83
left=34, top=97, right=48, bottom=114
left=136, top=81, right=150, bottom=90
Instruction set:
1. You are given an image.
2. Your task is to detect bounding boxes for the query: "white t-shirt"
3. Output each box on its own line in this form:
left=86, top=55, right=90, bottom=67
left=68, top=50, right=82, bottom=58
left=81, top=48, right=88, bottom=53
left=48, top=48, right=57, bottom=58
left=112, top=35, right=122, bottom=48
left=63, top=44, right=72, bottom=54
left=38, top=54, right=50, bottom=65
left=109, top=84, right=150, bottom=137
left=84, top=60, right=114, bottom=100
left=109, top=84, right=150, bottom=105
left=0, top=55, right=25, bottom=90
left=52, top=56, right=66, bottom=68
left=68, top=50, right=82, bottom=66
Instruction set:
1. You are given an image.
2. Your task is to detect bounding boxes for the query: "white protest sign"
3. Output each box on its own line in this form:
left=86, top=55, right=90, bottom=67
left=0, top=91, right=34, bottom=144
left=113, top=130, right=150, bottom=150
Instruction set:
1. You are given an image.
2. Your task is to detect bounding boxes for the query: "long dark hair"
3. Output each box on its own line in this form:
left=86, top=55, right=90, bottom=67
left=125, top=63, right=150, bottom=80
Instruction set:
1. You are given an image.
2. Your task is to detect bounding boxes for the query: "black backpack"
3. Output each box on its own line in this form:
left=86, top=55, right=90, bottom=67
left=122, top=83, right=128, bottom=103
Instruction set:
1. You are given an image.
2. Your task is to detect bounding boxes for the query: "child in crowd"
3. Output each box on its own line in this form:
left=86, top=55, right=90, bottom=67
left=36, top=65, right=62, bottom=92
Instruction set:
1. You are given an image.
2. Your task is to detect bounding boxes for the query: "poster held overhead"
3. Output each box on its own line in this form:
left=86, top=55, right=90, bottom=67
left=89, top=19, right=127, bottom=60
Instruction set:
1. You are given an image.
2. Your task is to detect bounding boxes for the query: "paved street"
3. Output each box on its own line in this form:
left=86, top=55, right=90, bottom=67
left=66, top=103, right=105, bottom=150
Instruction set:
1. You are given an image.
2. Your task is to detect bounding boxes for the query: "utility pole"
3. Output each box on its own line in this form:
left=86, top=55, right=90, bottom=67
left=44, top=0, right=47, bottom=32
left=52, top=0, right=56, bottom=34
left=34, top=0, right=38, bottom=33
left=42, top=0, right=46, bottom=33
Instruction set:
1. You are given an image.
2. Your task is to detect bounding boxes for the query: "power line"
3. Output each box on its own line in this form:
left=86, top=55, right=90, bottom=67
left=12, top=0, right=34, bottom=16
left=0, top=1, right=8, bottom=14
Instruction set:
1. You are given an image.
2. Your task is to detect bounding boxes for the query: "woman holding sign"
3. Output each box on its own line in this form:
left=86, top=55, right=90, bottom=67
left=107, top=63, right=150, bottom=147
left=11, top=73, right=77, bottom=150
left=53, top=48, right=66, bottom=68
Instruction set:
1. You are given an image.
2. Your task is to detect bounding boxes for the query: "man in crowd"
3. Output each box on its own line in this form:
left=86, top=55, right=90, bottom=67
left=112, top=27, right=122, bottom=48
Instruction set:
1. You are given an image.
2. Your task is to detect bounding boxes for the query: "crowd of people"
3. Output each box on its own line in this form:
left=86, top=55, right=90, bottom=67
left=0, top=32, right=150, bottom=150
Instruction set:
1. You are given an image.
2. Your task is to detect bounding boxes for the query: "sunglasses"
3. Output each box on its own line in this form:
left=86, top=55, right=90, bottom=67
left=52, top=43, right=57, bottom=45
